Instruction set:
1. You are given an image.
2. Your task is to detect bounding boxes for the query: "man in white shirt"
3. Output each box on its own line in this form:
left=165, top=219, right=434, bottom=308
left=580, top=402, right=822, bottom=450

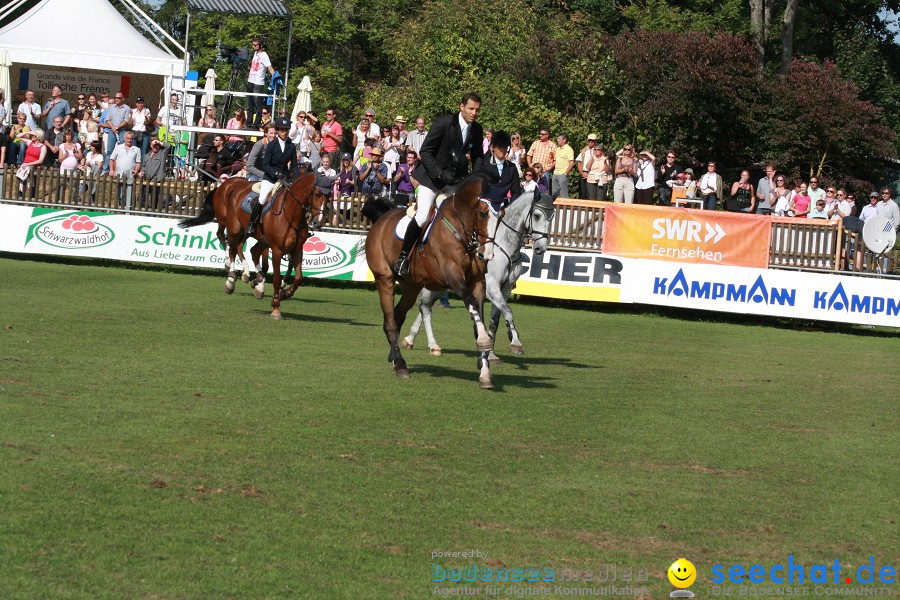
left=109, top=132, right=142, bottom=207
left=876, top=187, right=900, bottom=231
left=807, top=176, right=826, bottom=205
left=405, top=118, right=428, bottom=156
left=17, top=89, right=42, bottom=130
left=363, top=108, right=381, bottom=139
left=859, top=192, right=879, bottom=222
left=246, top=36, right=275, bottom=129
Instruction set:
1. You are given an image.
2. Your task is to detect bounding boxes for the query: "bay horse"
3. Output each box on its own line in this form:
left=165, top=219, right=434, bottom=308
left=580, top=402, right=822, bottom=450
left=402, top=190, right=555, bottom=364
left=179, top=172, right=327, bottom=320
left=366, top=174, right=497, bottom=389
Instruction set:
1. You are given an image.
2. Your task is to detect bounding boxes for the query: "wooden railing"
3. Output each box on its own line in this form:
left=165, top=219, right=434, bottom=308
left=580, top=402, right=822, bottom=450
left=0, top=167, right=214, bottom=217
left=2, top=168, right=896, bottom=275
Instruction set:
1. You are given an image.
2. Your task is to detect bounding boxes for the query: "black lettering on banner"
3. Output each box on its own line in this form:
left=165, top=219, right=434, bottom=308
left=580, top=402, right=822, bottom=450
left=593, top=258, right=622, bottom=284
left=529, top=252, right=561, bottom=280
left=562, top=255, right=592, bottom=282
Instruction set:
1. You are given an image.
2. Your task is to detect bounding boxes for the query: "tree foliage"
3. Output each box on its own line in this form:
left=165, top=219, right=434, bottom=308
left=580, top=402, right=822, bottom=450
left=150, top=0, right=899, bottom=190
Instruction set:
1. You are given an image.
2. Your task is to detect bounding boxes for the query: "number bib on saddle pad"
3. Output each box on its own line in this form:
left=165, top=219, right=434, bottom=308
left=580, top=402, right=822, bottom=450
left=240, top=190, right=274, bottom=217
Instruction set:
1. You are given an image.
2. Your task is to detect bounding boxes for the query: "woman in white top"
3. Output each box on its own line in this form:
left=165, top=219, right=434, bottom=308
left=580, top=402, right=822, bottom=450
left=289, top=110, right=313, bottom=158
left=584, top=145, right=611, bottom=201
left=634, top=150, right=656, bottom=205
left=509, top=132, right=526, bottom=177
left=522, top=167, right=539, bottom=193
left=131, top=98, right=152, bottom=156
left=79, top=110, right=100, bottom=146
left=381, top=124, right=404, bottom=178
left=80, top=140, right=105, bottom=204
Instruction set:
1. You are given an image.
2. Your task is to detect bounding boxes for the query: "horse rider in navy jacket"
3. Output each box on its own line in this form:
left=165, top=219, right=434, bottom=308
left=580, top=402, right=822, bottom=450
left=248, top=116, right=300, bottom=237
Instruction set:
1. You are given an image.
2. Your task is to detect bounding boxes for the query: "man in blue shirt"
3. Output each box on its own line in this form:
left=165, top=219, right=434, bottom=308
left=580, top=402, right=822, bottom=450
left=102, top=91, right=131, bottom=172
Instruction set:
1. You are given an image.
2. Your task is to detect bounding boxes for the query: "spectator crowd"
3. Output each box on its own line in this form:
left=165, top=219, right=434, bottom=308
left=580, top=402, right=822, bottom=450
left=1, top=84, right=897, bottom=233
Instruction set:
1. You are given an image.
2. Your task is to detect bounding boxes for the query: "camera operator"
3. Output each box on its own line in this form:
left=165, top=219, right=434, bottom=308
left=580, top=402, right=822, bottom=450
left=247, top=36, right=275, bottom=129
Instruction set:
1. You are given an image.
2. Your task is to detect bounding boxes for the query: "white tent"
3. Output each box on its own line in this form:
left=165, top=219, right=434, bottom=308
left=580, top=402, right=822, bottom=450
left=0, top=0, right=184, bottom=77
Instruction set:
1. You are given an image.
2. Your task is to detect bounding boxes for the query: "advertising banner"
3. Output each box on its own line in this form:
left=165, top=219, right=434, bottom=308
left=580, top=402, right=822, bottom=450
left=0, top=206, right=365, bottom=280
left=19, top=67, right=129, bottom=98
left=621, top=260, right=900, bottom=328
left=602, top=204, right=772, bottom=269
left=1, top=205, right=896, bottom=327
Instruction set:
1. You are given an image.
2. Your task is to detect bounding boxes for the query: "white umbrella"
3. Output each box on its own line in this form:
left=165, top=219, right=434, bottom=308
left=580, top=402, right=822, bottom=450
left=0, top=50, right=11, bottom=131
left=202, top=68, right=216, bottom=108
left=290, top=76, right=312, bottom=120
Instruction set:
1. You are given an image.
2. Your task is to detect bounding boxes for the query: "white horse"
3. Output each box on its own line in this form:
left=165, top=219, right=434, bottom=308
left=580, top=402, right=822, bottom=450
left=401, top=190, right=554, bottom=363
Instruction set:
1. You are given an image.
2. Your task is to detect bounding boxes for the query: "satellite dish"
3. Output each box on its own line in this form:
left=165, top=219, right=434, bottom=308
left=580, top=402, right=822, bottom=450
left=862, top=216, right=897, bottom=255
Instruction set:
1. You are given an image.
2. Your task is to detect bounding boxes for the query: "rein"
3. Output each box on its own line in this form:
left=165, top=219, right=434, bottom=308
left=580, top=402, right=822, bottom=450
left=278, top=178, right=324, bottom=235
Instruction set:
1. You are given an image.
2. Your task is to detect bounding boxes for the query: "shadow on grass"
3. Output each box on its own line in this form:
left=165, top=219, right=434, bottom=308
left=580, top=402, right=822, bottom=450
left=266, top=310, right=379, bottom=327
left=407, top=363, right=557, bottom=391
left=433, top=348, right=601, bottom=371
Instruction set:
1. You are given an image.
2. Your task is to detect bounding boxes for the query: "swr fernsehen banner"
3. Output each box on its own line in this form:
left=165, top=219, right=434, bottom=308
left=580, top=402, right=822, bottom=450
left=602, top=204, right=772, bottom=268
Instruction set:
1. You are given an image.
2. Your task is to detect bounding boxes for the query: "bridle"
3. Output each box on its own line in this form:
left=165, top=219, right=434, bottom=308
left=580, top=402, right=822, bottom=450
left=275, top=177, right=326, bottom=233
left=441, top=192, right=488, bottom=255
left=487, top=193, right=555, bottom=274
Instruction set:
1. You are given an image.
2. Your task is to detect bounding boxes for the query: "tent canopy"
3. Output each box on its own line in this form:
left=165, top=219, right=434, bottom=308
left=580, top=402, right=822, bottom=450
left=0, top=0, right=184, bottom=77
left=185, top=0, right=290, bottom=17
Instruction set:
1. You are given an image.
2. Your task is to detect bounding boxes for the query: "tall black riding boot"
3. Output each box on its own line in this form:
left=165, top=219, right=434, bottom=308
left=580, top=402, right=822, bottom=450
left=247, top=201, right=263, bottom=237
left=394, top=220, right=422, bottom=277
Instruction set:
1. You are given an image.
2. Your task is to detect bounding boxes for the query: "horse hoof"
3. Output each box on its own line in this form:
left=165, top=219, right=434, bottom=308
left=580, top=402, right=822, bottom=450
left=476, top=337, right=493, bottom=352
left=479, top=376, right=495, bottom=390
left=395, top=368, right=410, bottom=380
left=241, top=273, right=250, bottom=283
left=510, top=344, right=524, bottom=355
left=488, top=356, right=502, bottom=367
left=224, top=279, right=235, bottom=294
left=270, top=310, right=282, bottom=321
left=253, top=284, right=265, bottom=300
left=429, top=346, right=443, bottom=356
left=401, top=338, right=414, bottom=350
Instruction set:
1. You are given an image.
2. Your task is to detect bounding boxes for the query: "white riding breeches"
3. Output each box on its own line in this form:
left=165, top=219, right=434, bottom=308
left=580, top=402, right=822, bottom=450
left=413, top=185, right=438, bottom=227
left=258, top=180, right=275, bottom=205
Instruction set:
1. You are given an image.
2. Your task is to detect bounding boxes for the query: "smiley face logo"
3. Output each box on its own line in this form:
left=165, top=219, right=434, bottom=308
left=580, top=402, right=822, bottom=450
left=668, top=558, right=696, bottom=588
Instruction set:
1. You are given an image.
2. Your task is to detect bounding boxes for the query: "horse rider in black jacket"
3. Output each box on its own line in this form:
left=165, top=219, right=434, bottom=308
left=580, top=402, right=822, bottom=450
left=248, top=117, right=299, bottom=237
left=394, top=92, right=485, bottom=277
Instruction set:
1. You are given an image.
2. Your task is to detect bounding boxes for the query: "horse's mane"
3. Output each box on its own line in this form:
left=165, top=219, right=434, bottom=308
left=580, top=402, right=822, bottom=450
left=450, top=173, right=488, bottom=210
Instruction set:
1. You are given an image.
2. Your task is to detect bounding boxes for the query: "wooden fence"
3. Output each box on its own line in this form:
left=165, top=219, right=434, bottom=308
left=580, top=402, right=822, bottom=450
left=2, top=168, right=896, bottom=275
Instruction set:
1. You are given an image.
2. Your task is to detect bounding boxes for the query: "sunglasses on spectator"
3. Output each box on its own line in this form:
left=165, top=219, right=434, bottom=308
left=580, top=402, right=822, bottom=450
left=837, top=192, right=845, bottom=196
left=882, top=192, right=892, bottom=196
left=77, top=96, right=85, bottom=100
left=827, top=189, right=836, bottom=193
left=525, top=173, right=534, bottom=177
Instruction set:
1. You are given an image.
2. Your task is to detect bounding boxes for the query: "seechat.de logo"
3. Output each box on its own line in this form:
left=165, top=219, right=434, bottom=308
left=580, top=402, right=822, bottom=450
left=668, top=558, right=697, bottom=598
left=26, top=212, right=115, bottom=249
left=711, top=556, right=896, bottom=586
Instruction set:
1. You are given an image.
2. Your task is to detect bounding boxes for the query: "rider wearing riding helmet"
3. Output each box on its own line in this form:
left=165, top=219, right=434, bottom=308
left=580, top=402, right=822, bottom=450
left=248, top=117, right=299, bottom=237
left=477, top=130, right=521, bottom=212
left=394, top=92, right=485, bottom=277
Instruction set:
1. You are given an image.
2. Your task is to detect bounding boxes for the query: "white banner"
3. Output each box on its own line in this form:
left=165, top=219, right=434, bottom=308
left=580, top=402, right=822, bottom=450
left=0, top=205, right=366, bottom=280
left=1, top=205, right=897, bottom=327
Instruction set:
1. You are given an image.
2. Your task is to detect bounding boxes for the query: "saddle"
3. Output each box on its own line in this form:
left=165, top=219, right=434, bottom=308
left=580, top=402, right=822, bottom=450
left=240, top=190, right=273, bottom=218
left=393, top=192, right=450, bottom=242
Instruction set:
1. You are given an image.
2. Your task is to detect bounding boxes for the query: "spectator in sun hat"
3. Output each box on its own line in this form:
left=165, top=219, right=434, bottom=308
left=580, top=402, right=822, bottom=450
left=359, top=145, right=389, bottom=196
left=394, top=115, right=408, bottom=137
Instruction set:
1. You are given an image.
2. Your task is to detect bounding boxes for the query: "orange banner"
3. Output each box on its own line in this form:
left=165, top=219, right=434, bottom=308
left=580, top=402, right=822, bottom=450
left=601, top=204, right=772, bottom=268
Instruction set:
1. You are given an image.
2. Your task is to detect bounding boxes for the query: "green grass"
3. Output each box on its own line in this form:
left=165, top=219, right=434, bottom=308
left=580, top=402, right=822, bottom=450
left=0, top=256, right=898, bottom=599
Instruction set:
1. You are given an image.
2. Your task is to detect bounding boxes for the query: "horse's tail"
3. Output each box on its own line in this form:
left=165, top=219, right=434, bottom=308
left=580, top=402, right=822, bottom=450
left=178, top=189, right=217, bottom=229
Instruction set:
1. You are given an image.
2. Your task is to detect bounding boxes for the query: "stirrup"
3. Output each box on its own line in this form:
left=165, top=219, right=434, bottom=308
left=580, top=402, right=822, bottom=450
left=395, top=255, right=410, bottom=277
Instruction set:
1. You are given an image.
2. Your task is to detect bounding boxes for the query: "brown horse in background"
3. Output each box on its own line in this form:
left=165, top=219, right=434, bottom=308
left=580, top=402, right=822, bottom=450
left=365, top=174, right=497, bottom=388
left=180, top=172, right=327, bottom=319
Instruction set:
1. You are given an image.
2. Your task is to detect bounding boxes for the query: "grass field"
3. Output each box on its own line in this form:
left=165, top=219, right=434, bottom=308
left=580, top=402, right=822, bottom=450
left=0, top=255, right=898, bottom=600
